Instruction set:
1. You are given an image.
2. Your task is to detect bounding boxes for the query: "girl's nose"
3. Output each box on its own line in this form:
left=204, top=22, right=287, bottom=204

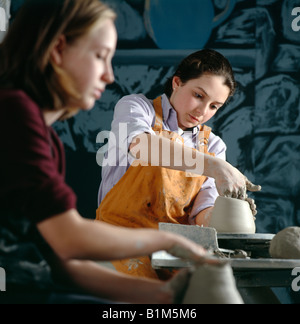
left=196, top=103, right=210, bottom=116
left=102, top=63, right=115, bottom=85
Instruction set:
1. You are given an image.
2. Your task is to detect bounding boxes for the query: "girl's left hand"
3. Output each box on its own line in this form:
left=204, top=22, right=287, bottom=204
left=245, top=197, right=258, bottom=219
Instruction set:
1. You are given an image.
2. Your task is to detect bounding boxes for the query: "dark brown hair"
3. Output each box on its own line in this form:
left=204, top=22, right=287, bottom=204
left=165, top=49, right=236, bottom=99
left=0, top=0, right=115, bottom=111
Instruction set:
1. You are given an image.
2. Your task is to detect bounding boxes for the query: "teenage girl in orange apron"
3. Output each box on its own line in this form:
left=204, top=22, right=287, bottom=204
left=96, top=50, right=261, bottom=279
left=96, top=96, right=215, bottom=279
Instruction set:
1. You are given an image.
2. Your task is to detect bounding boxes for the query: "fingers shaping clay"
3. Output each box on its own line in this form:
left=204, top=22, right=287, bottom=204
left=163, top=269, right=192, bottom=304
left=182, top=263, right=244, bottom=304
left=209, top=196, right=256, bottom=234
left=269, top=227, right=300, bottom=259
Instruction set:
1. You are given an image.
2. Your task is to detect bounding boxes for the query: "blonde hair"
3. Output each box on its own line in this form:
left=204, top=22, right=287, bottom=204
left=0, top=0, right=116, bottom=113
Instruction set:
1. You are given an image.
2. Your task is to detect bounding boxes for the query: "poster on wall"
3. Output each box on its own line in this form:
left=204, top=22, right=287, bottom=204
left=0, top=0, right=10, bottom=43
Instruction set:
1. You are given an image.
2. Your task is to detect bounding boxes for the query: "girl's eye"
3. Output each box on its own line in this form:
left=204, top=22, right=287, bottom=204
left=96, top=52, right=106, bottom=60
left=195, top=92, right=203, bottom=99
left=211, top=105, right=220, bottom=110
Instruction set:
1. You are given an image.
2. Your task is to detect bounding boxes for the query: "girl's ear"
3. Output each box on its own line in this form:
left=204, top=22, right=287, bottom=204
left=172, top=76, right=182, bottom=91
left=50, top=35, right=67, bottom=65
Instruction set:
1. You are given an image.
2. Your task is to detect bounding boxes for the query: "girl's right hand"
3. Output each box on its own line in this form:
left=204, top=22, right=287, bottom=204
left=213, top=159, right=261, bottom=200
left=165, top=232, right=222, bottom=266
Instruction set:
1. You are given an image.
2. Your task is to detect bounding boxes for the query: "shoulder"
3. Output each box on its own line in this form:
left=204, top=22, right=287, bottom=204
left=118, top=93, right=153, bottom=106
left=115, top=94, right=155, bottom=116
left=0, top=89, right=36, bottom=105
left=208, top=131, right=227, bottom=159
left=0, top=89, right=41, bottom=119
left=0, top=89, right=48, bottom=143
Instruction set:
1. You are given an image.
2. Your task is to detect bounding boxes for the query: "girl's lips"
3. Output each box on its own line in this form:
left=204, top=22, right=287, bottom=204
left=189, top=114, right=200, bottom=123
left=94, top=89, right=104, bottom=99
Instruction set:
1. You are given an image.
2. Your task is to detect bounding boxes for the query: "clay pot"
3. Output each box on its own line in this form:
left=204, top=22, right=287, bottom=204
left=183, top=263, right=244, bottom=304
left=209, top=196, right=256, bottom=234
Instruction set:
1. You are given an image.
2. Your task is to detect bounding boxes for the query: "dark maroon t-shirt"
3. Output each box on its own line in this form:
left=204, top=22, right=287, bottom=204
left=0, top=89, right=78, bottom=289
left=0, top=89, right=77, bottom=222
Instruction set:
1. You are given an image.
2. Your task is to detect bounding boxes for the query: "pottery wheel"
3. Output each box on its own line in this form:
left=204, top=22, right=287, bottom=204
left=217, top=234, right=275, bottom=258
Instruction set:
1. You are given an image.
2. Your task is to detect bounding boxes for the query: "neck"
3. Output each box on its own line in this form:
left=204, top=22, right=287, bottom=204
left=43, top=110, right=65, bottom=126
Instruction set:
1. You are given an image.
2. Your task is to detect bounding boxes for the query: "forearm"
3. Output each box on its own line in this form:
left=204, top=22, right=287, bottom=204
left=68, top=216, right=175, bottom=261
left=130, top=133, right=261, bottom=199
left=130, top=133, right=218, bottom=177
left=195, top=207, right=214, bottom=227
left=60, top=259, right=172, bottom=304
left=38, top=209, right=202, bottom=262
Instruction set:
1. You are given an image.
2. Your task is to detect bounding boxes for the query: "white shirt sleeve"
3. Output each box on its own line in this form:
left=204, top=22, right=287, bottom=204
left=99, top=94, right=156, bottom=203
left=111, top=94, right=156, bottom=156
left=189, top=133, right=227, bottom=225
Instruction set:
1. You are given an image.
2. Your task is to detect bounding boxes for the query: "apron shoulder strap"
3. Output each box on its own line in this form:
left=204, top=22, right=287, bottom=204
left=199, top=125, right=212, bottom=144
left=152, top=96, right=164, bottom=132
left=198, top=125, right=212, bottom=153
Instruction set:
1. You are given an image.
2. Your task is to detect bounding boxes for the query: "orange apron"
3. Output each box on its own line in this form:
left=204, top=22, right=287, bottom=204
left=96, top=96, right=214, bottom=279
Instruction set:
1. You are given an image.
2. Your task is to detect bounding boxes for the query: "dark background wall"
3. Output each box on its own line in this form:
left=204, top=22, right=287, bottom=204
left=9, top=0, right=300, bottom=235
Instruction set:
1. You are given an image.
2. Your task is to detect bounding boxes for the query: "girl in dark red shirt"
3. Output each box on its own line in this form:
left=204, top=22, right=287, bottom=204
left=0, top=0, right=249, bottom=304
left=0, top=0, right=217, bottom=304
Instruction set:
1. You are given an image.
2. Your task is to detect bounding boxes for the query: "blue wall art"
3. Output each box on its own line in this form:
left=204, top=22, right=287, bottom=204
left=8, top=0, right=300, bottom=234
